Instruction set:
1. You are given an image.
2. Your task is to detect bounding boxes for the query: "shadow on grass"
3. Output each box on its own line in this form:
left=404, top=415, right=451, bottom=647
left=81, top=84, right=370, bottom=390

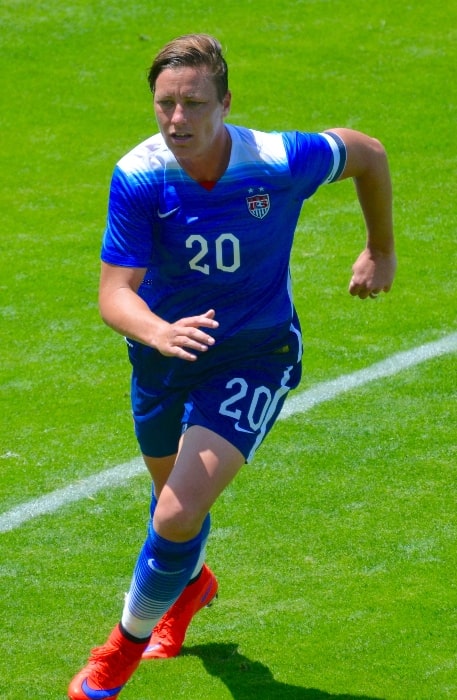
left=182, top=643, right=384, bottom=699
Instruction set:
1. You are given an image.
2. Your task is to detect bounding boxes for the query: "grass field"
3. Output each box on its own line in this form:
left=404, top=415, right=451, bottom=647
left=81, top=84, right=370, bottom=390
left=1, top=0, right=457, bottom=698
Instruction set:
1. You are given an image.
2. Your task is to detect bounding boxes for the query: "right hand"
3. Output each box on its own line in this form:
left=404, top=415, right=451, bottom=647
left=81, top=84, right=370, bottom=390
left=155, top=309, right=219, bottom=361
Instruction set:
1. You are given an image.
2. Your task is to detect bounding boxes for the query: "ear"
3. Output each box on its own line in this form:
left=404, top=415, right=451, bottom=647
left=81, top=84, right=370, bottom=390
left=222, top=91, right=232, bottom=117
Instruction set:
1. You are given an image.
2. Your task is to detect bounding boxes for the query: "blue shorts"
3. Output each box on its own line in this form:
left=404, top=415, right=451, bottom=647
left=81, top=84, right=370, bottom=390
left=129, top=324, right=302, bottom=462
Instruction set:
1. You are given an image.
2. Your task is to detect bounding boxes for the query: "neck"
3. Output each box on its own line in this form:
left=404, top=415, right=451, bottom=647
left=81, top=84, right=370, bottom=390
left=178, top=128, right=231, bottom=182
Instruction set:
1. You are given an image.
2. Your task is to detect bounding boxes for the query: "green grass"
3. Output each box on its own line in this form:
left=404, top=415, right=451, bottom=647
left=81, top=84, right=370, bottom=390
left=1, top=0, right=457, bottom=698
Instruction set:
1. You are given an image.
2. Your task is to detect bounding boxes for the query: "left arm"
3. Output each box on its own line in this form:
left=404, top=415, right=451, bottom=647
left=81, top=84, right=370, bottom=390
left=328, top=128, right=397, bottom=299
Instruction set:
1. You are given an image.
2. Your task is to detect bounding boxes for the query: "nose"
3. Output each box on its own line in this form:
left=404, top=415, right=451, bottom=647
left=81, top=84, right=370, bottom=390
left=171, top=103, right=186, bottom=126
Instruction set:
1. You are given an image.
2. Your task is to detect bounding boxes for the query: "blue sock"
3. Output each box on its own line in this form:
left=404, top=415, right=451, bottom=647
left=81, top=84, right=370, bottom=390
left=121, top=514, right=210, bottom=638
left=150, top=487, right=207, bottom=582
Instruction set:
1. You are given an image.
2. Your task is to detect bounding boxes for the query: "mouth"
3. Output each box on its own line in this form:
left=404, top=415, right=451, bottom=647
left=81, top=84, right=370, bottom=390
left=170, top=132, right=192, bottom=144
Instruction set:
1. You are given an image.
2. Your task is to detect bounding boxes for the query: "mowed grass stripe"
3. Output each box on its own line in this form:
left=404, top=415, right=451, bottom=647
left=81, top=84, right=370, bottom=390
left=1, top=330, right=456, bottom=534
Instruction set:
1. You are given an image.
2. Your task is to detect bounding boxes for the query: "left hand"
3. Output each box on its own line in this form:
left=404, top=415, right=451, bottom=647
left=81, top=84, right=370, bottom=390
left=349, top=247, right=397, bottom=299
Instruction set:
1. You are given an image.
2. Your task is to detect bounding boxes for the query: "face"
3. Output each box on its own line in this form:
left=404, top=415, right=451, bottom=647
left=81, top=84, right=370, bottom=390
left=153, top=66, right=231, bottom=164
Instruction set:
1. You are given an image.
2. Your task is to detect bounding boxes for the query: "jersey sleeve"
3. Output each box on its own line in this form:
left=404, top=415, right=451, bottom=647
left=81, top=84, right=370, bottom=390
left=282, top=130, right=347, bottom=198
left=101, top=165, right=156, bottom=268
left=319, top=131, right=347, bottom=182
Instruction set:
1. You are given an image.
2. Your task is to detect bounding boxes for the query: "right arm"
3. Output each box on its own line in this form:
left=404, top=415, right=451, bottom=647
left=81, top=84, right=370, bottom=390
left=98, top=262, right=219, bottom=361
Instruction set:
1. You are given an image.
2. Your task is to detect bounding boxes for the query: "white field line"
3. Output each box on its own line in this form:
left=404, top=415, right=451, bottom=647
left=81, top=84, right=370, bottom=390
left=279, top=331, right=457, bottom=419
left=1, top=331, right=457, bottom=534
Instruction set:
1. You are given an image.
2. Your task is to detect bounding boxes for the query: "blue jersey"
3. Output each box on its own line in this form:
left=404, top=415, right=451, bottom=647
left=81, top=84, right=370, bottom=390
left=101, top=124, right=346, bottom=345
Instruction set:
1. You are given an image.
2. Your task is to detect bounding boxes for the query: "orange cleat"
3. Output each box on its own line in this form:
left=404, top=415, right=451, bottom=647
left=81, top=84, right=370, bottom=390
left=68, top=624, right=148, bottom=699
left=142, top=564, right=218, bottom=659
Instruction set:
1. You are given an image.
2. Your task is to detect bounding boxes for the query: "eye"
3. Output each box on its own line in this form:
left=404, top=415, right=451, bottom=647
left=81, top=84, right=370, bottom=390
left=157, top=99, right=174, bottom=108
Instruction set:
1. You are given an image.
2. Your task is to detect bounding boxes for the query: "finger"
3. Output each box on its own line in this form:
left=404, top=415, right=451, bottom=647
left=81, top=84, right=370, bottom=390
left=186, top=335, right=215, bottom=350
left=172, top=347, right=198, bottom=362
left=349, top=281, right=368, bottom=298
left=173, top=329, right=215, bottom=353
left=202, top=308, right=217, bottom=320
left=189, top=326, right=217, bottom=347
left=197, top=310, right=219, bottom=328
left=168, top=337, right=205, bottom=361
left=182, top=313, right=218, bottom=330
left=348, top=279, right=361, bottom=296
left=160, top=342, right=199, bottom=361
left=350, top=283, right=371, bottom=299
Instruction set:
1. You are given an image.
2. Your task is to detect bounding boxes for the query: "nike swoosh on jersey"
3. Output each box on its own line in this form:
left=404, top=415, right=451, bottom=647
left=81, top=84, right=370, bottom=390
left=157, top=206, right=180, bottom=219
left=81, top=678, right=123, bottom=698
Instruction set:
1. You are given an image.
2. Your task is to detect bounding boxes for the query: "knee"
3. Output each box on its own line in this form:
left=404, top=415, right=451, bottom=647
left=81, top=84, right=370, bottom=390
left=153, top=499, right=206, bottom=543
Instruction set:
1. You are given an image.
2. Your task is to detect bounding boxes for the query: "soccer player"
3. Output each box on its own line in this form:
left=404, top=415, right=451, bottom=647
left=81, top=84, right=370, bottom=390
left=68, top=33, right=396, bottom=699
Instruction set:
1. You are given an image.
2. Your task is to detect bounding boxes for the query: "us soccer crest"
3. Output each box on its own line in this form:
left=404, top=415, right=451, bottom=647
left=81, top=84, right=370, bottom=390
left=246, top=191, right=270, bottom=220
